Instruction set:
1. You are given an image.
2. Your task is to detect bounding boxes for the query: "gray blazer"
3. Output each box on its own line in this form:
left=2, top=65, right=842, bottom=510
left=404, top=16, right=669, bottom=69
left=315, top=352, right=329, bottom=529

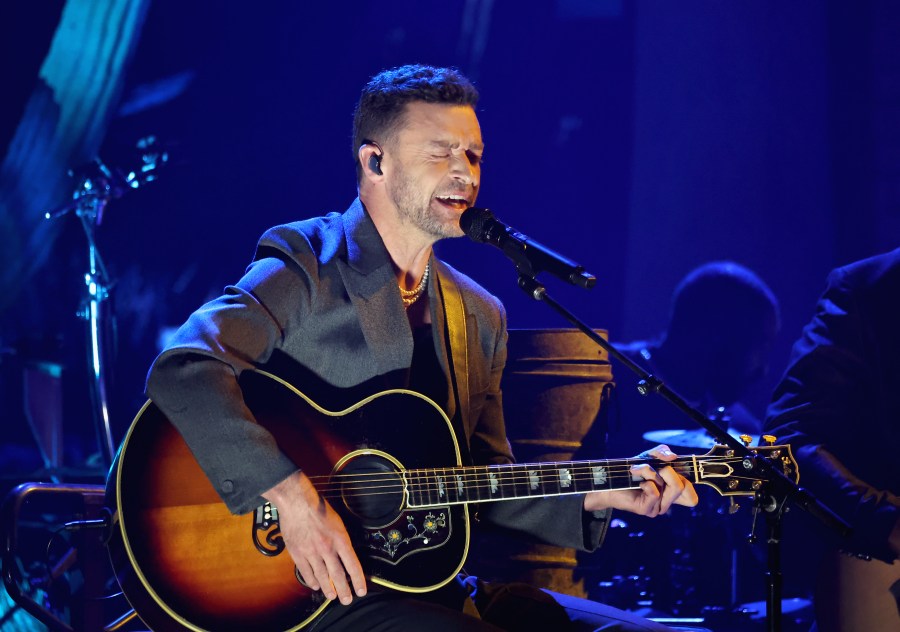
left=146, top=199, right=608, bottom=551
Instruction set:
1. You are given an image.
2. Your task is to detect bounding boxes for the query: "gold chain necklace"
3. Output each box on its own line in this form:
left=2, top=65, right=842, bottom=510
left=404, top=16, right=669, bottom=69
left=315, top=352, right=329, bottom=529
left=399, top=261, right=431, bottom=308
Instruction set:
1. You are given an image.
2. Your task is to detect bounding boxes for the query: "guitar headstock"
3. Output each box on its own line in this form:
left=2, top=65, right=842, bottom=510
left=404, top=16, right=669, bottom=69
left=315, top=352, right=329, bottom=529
left=693, top=443, right=799, bottom=497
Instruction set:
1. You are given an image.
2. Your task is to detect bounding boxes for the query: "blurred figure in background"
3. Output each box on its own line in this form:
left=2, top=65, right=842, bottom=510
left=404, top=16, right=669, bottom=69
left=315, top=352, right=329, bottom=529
left=765, top=247, right=900, bottom=632
left=607, top=260, right=781, bottom=459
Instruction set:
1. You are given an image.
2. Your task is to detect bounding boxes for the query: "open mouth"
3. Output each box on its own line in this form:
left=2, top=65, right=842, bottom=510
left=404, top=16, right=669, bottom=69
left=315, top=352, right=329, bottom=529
left=434, top=195, right=470, bottom=211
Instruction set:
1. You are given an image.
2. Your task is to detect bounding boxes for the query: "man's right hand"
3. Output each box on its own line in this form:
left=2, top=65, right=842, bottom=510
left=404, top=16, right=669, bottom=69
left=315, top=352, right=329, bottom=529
left=262, top=471, right=367, bottom=605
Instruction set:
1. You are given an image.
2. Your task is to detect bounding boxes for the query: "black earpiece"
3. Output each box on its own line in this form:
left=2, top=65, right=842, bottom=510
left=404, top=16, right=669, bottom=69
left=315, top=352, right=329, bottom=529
left=368, top=152, right=383, bottom=176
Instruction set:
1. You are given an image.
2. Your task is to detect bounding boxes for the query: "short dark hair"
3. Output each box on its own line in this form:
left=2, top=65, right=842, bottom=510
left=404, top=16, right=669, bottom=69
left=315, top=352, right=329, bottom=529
left=668, top=261, right=781, bottom=339
left=352, top=64, right=479, bottom=179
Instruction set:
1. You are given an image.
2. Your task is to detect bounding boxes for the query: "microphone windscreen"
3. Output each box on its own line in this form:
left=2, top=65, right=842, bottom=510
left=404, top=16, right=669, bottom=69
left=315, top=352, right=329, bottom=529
left=459, top=207, right=493, bottom=243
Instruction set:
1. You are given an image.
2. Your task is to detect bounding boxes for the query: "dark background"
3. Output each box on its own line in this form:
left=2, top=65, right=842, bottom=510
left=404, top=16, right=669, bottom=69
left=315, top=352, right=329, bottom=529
left=1, top=0, right=898, bottom=468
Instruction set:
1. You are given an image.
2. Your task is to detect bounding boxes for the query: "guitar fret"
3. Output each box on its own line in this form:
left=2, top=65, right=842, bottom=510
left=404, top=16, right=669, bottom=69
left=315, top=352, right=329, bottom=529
left=541, top=463, right=561, bottom=496
left=589, top=461, right=610, bottom=492
left=461, top=467, right=473, bottom=502
left=417, top=469, right=426, bottom=505
left=525, top=465, right=538, bottom=496
left=537, top=466, right=547, bottom=496
left=418, top=470, right=429, bottom=505
left=443, top=467, right=454, bottom=503
left=487, top=466, right=503, bottom=499
left=527, top=467, right=544, bottom=496
left=558, top=463, right=574, bottom=491
left=467, top=466, right=487, bottom=501
left=478, top=466, right=493, bottom=500
left=499, top=467, right=510, bottom=496
left=499, top=465, right=514, bottom=498
left=510, top=465, right=531, bottom=498
left=608, top=459, right=641, bottom=492
left=447, top=467, right=461, bottom=503
left=521, top=464, right=538, bottom=497
left=579, top=464, right=595, bottom=491
left=404, top=470, right=415, bottom=506
left=405, top=471, right=416, bottom=506
left=442, top=467, right=453, bottom=503
left=568, top=462, right=588, bottom=494
left=412, top=469, right=423, bottom=506
left=419, top=470, right=429, bottom=504
left=436, top=468, right=447, bottom=503
left=464, top=467, right=475, bottom=502
left=429, top=468, right=441, bottom=505
left=478, top=466, right=491, bottom=501
left=454, top=468, right=466, bottom=501
left=496, top=466, right=510, bottom=498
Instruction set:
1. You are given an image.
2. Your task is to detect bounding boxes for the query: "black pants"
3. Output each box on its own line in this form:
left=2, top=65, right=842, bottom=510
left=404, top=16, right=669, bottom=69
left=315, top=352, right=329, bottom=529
left=307, top=576, right=674, bottom=632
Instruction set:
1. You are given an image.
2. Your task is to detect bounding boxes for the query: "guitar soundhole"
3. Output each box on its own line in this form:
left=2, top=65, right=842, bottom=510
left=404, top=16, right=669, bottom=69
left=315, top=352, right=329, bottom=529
left=337, top=454, right=404, bottom=526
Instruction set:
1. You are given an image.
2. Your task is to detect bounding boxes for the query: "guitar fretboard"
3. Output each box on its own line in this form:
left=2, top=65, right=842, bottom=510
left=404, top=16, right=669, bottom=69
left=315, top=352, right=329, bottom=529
left=403, top=458, right=697, bottom=508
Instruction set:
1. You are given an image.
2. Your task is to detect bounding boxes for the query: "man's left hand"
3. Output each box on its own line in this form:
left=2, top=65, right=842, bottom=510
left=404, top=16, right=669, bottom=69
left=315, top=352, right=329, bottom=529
left=583, top=444, right=699, bottom=516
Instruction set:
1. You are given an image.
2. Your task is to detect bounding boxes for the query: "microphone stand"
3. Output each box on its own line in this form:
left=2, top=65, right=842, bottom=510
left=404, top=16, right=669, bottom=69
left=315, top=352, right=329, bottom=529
left=511, top=270, right=851, bottom=632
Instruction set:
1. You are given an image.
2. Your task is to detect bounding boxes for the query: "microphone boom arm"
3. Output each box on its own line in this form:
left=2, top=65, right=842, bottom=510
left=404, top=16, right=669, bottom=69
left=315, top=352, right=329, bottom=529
left=460, top=207, right=596, bottom=290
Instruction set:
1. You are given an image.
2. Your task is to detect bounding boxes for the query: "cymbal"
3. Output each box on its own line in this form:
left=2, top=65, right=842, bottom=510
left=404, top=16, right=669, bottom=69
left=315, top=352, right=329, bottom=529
left=642, top=427, right=760, bottom=450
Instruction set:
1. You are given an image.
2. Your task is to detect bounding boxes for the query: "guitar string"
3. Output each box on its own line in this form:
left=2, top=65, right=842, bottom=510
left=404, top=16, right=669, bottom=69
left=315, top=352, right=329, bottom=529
left=310, top=481, right=772, bottom=501
left=300, top=459, right=754, bottom=492
left=301, top=456, right=752, bottom=486
left=307, top=471, right=770, bottom=502
left=304, top=476, right=759, bottom=495
left=302, top=456, right=750, bottom=482
left=305, top=469, right=693, bottom=488
left=301, top=461, right=768, bottom=499
left=304, top=461, right=699, bottom=486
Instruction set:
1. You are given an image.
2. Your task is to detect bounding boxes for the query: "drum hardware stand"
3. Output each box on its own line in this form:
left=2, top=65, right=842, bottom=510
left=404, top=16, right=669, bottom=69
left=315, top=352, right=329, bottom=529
left=44, top=137, right=167, bottom=469
left=2, top=483, right=136, bottom=631
left=503, top=264, right=851, bottom=632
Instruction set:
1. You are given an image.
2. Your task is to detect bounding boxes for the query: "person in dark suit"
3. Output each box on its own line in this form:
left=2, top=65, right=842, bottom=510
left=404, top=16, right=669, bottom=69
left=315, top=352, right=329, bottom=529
left=146, top=64, right=698, bottom=631
left=764, top=247, right=900, bottom=632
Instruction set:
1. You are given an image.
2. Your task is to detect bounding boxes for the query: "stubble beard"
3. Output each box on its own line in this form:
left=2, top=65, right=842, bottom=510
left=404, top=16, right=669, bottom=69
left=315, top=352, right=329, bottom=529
left=388, top=163, right=462, bottom=240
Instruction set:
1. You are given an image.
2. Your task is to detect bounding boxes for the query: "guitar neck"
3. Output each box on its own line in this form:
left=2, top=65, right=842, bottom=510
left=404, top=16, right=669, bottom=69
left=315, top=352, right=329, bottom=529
left=403, top=456, right=697, bottom=508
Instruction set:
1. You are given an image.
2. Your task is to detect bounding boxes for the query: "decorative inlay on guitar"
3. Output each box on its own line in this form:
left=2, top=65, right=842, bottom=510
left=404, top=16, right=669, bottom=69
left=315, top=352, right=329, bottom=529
left=106, top=369, right=799, bottom=631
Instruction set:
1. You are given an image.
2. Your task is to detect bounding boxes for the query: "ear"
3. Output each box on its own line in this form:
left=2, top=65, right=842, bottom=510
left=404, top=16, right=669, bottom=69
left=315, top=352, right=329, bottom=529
left=358, top=143, right=384, bottom=181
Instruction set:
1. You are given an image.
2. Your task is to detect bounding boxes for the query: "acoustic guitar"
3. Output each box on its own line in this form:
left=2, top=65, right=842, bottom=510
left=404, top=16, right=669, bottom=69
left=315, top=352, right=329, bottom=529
left=106, top=369, right=799, bottom=631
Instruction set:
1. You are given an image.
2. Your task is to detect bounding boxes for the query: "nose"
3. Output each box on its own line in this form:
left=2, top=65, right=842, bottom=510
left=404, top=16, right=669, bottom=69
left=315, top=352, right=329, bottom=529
left=450, top=153, right=478, bottom=187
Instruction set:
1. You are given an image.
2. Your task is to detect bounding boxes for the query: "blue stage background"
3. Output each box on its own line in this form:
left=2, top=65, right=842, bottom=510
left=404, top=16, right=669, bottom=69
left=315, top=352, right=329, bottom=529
left=1, top=0, right=898, bottom=474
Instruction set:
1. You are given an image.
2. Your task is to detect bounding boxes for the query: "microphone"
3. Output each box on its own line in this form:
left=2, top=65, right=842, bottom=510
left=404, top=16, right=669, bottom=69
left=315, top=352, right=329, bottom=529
left=459, top=207, right=596, bottom=289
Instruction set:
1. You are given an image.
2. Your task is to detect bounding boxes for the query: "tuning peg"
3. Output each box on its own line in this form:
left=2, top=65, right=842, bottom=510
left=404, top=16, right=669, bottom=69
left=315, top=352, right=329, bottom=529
left=739, top=434, right=753, bottom=447
left=761, top=434, right=777, bottom=445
